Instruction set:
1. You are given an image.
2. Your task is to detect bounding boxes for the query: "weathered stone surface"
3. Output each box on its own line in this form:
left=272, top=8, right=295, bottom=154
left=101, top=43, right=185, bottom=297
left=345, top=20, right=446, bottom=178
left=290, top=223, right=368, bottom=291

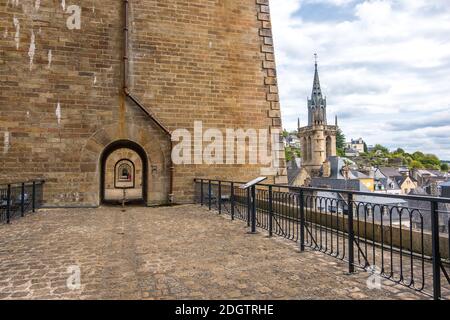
left=0, top=205, right=427, bottom=300
left=0, top=0, right=287, bottom=206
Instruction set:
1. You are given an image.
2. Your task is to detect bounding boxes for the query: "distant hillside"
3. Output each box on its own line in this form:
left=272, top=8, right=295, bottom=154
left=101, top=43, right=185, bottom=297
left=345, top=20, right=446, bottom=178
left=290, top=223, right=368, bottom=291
left=354, top=145, right=448, bottom=172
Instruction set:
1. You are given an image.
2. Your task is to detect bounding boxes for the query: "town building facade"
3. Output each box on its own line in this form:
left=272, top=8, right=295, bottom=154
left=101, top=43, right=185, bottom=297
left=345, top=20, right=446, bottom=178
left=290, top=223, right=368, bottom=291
left=345, top=138, right=365, bottom=155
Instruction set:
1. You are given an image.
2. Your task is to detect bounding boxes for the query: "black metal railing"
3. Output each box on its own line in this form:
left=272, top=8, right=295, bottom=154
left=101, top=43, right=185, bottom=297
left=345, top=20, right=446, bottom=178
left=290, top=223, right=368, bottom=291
left=194, top=178, right=450, bottom=300
left=0, top=180, right=44, bottom=224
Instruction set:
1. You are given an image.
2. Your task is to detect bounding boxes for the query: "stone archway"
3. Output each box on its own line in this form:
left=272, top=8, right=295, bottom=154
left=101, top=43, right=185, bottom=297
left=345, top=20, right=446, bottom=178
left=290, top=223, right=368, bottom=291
left=100, top=140, right=148, bottom=204
left=79, top=124, right=171, bottom=206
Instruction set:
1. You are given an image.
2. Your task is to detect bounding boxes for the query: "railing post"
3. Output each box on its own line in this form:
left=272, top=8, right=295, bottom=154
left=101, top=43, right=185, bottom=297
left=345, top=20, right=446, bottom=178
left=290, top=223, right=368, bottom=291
left=431, top=200, right=441, bottom=300
left=250, top=185, right=257, bottom=233
left=230, top=182, right=235, bottom=221
left=21, top=182, right=25, bottom=217
left=218, top=181, right=222, bottom=214
left=208, top=180, right=212, bottom=210
left=32, top=181, right=36, bottom=213
left=200, top=179, right=204, bottom=206
left=347, top=192, right=355, bottom=273
left=268, top=185, right=273, bottom=237
left=299, top=189, right=305, bottom=252
left=6, top=184, right=11, bottom=224
left=247, top=188, right=251, bottom=227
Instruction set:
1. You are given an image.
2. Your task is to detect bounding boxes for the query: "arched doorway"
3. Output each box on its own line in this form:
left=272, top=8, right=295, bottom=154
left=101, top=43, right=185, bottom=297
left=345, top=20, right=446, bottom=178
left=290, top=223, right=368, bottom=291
left=100, top=140, right=148, bottom=204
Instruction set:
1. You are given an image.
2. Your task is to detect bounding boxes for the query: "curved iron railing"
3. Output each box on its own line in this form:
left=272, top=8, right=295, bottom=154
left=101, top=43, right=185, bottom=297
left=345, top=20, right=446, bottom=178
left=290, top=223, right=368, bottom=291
left=195, top=178, right=450, bottom=300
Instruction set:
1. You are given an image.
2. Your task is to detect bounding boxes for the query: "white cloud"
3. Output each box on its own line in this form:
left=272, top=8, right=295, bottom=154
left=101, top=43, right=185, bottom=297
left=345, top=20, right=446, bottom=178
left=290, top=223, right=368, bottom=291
left=306, top=0, right=356, bottom=6
left=271, top=0, right=450, bottom=159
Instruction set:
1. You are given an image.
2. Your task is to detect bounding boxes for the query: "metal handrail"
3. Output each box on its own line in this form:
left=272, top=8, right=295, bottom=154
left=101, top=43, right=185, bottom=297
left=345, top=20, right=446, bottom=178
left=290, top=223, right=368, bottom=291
left=195, top=178, right=450, bottom=300
left=193, top=178, right=450, bottom=203
left=0, top=180, right=45, bottom=224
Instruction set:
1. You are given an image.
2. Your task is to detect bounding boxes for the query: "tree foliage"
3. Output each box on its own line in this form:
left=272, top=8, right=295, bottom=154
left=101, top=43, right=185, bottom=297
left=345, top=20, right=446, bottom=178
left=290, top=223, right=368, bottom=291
left=355, top=143, right=444, bottom=171
left=410, top=160, right=424, bottom=169
left=285, top=146, right=301, bottom=162
left=336, top=128, right=346, bottom=156
left=373, top=144, right=389, bottom=154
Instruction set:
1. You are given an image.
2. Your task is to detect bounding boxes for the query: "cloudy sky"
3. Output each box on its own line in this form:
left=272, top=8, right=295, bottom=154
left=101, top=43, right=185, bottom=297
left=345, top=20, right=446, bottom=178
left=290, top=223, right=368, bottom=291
left=270, top=0, right=450, bottom=160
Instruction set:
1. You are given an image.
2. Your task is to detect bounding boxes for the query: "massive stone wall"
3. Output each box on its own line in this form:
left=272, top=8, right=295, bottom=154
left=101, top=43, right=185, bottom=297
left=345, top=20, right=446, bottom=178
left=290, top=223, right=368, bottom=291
left=0, top=0, right=286, bottom=206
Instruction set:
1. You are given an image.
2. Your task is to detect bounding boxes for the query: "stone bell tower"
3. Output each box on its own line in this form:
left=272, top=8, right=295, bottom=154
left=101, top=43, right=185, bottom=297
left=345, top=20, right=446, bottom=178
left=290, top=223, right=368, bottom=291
left=298, top=55, right=337, bottom=177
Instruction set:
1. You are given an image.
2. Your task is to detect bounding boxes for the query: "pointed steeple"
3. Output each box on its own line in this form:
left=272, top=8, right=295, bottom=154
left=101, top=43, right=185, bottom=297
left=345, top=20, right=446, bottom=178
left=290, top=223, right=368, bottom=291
left=311, top=53, right=323, bottom=103
left=307, top=53, right=327, bottom=126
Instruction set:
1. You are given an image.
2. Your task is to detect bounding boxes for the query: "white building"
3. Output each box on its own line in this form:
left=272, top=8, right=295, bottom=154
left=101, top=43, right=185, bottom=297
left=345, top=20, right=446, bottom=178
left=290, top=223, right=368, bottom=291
left=345, top=138, right=365, bottom=154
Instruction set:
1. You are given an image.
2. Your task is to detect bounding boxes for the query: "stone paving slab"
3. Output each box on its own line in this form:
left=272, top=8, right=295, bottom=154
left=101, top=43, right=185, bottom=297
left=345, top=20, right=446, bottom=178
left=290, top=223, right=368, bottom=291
left=0, top=205, right=428, bottom=300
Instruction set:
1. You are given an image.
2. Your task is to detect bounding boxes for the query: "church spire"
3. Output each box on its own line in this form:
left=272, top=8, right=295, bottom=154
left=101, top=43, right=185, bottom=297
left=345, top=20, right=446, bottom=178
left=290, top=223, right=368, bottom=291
left=311, top=53, right=323, bottom=102
left=308, top=53, right=327, bottom=126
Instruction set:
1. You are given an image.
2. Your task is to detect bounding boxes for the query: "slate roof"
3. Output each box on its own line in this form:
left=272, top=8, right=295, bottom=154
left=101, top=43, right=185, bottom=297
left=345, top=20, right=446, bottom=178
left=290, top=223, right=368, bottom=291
left=407, top=187, right=450, bottom=230
left=315, top=191, right=407, bottom=222
left=350, top=170, right=370, bottom=179
left=440, top=181, right=450, bottom=187
left=378, top=167, right=402, bottom=178
left=427, top=169, right=447, bottom=177
left=311, top=178, right=363, bottom=191
left=415, top=169, right=448, bottom=179
left=375, top=177, right=400, bottom=190
left=393, top=176, right=407, bottom=187
left=287, top=159, right=301, bottom=186
left=354, top=195, right=406, bottom=206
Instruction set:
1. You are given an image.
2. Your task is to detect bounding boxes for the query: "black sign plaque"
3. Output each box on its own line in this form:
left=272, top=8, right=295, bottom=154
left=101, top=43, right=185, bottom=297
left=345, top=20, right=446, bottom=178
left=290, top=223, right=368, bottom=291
left=239, top=177, right=267, bottom=190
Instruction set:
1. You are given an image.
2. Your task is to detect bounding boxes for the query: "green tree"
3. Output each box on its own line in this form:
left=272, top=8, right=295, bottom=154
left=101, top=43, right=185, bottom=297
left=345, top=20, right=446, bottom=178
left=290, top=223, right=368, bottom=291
left=420, top=154, right=441, bottom=169
left=441, top=163, right=449, bottom=172
left=410, top=160, right=424, bottom=169
left=373, top=144, right=389, bottom=154
left=363, top=142, right=368, bottom=153
left=282, top=129, right=289, bottom=138
left=336, top=128, right=346, bottom=156
left=404, top=155, right=413, bottom=164
left=350, top=142, right=444, bottom=171
left=412, top=151, right=425, bottom=160
left=285, top=147, right=294, bottom=161
left=285, top=146, right=301, bottom=162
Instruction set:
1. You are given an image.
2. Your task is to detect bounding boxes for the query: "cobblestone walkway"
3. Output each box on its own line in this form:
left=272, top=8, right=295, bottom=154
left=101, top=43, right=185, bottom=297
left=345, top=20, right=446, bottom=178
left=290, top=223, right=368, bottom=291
left=0, top=205, right=427, bottom=300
